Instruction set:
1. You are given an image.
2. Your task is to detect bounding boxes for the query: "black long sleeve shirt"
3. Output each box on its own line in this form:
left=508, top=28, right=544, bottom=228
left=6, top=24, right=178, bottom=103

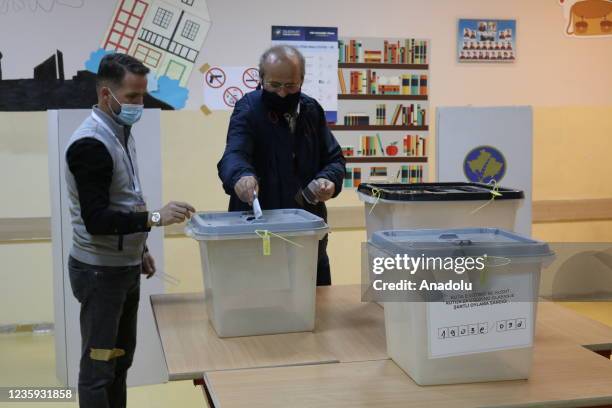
left=66, top=137, right=150, bottom=235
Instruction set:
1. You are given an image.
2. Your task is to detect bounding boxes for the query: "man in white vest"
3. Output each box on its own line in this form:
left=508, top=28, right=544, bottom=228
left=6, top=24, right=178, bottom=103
left=65, top=53, right=195, bottom=408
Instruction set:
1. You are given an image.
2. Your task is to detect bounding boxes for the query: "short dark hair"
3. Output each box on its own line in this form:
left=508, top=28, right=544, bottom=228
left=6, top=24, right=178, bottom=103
left=258, top=45, right=305, bottom=80
left=96, top=53, right=149, bottom=89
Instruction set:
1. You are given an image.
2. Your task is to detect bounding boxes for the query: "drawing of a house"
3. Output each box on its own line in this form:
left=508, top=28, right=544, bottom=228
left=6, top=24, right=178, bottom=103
left=102, top=0, right=211, bottom=87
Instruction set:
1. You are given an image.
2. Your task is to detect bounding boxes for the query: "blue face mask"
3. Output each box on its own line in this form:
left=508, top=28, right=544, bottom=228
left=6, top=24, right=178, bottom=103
left=108, top=90, right=144, bottom=126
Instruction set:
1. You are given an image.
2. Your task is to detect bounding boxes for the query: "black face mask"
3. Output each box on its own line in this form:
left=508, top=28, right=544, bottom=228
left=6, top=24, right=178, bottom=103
left=261, top=88, right=301, bottom=114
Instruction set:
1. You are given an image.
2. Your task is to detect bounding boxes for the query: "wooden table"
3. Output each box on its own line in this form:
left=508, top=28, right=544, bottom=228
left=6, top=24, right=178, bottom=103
left=150, top=285, right=386, bottom=380
left=151, top=285, right=612, bottom=407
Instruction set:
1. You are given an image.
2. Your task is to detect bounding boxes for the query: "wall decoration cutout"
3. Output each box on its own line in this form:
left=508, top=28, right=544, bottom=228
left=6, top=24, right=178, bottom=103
left=457, top=19, right=516, bottom=62
left=463, top=145, right=507, bottom=183
left=84, top=48, right=114, bottom=74
left=560, top=0, right=612, bottom=37
left=90, top=0, right=212, bottom=109
left=0, top=49, right=172, bottom=111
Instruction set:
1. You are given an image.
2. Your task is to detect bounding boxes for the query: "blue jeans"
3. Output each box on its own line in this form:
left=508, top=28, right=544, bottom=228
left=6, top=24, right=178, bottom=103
left=68, top=256, right=141, bottom=408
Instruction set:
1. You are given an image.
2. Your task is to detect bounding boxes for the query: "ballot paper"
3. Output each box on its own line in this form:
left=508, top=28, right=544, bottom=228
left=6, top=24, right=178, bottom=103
left=253, top=191, right=263, bottom=219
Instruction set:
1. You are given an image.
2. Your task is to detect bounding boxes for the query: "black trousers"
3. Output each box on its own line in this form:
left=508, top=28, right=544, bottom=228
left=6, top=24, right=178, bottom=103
left=68, top=256, right=141, bottom=408
left=306, top=201, right=330, bottom=287
left=317, top=234, right=331, bottom=286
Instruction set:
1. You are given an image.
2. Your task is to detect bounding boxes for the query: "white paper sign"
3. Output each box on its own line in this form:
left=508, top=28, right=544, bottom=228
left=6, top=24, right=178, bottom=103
left=427, top=273, right=535, bottom=359
left=271, top=26, right=338, bottom=122
left=298, top=47, right=338, bottom=115
left=203, top=66, right=259, bottom=111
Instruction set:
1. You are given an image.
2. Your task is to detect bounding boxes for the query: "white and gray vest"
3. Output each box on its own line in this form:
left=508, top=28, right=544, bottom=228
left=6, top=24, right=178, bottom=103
left=65, top=108, right=148, bottom=266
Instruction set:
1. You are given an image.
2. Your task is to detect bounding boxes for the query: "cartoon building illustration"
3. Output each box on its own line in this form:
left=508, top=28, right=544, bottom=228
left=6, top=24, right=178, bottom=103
left=102, top=0, right=211, bottom=86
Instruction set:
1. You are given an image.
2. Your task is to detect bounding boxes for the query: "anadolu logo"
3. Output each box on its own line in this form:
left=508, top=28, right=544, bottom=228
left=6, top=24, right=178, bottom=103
left=463, top=145, right=507, bottom=183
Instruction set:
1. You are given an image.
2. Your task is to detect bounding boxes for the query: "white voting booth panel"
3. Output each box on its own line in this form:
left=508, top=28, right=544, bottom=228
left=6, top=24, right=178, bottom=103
left=436, top=106, right=533, bottom=236
left=48, top=109, right=167, bottom=387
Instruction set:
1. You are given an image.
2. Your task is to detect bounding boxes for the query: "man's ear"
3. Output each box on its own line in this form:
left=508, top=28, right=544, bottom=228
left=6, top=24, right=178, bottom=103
left=98, top=85, right=110, bottom=100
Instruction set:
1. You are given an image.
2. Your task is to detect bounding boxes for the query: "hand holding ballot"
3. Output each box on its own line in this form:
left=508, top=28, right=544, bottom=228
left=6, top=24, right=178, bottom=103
left=234, top=175, right=259, bottom=205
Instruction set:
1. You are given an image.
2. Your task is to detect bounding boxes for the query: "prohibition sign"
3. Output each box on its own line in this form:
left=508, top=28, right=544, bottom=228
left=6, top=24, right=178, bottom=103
left=223, top=87, right=244, bottom=107
left=242, top=67, right=260, bottom=89
left=206, top=67, right=226, bottom=88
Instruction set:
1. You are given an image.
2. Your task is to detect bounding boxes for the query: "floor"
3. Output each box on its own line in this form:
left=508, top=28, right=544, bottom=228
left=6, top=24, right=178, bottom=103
left=2, top=302, right=612, bottom=408
left=0, top=333, right=206, bottom=408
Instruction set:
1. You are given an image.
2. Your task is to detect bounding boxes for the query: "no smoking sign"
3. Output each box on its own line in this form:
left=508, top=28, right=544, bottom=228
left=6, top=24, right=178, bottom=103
left=242, top=68, right=259, bottom=89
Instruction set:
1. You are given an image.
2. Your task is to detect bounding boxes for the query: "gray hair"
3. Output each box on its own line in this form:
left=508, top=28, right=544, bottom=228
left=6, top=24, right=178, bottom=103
left=258, top=45, right=305, bottom=80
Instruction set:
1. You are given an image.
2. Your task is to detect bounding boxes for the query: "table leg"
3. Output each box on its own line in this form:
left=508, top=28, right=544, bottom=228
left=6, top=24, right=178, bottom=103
left=194, top=378, right=216, bottom=408
left=593, top=349, right=612, bottom=359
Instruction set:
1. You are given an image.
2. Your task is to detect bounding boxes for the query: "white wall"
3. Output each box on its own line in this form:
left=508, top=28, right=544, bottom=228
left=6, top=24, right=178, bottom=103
left=203, top=0, right=612, bottom=107
left=0, top=0, right=610, bottom=110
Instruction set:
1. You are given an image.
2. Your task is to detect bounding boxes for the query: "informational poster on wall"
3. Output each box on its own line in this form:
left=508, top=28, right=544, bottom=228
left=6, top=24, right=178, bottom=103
left=457, top=19, right=517, bottom=62
left=202, top=65, right=259, bottom=111
left=271, top=25, right=338, bottom=123
left=427, top=273, right=535, bottom=359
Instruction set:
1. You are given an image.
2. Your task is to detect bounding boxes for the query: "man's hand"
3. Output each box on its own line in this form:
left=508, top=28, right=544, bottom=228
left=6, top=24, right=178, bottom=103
left=142, top=252, right=156, bottom=279
left=315, top=178, right=335, bottom=202
left=155, top=201, right=196, bottom=226
left=234, top=176, right=259, bottom=205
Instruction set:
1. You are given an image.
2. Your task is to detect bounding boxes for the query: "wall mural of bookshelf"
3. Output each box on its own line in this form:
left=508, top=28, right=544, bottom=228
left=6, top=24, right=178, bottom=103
left=335, top=37, right=430, bottom=188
